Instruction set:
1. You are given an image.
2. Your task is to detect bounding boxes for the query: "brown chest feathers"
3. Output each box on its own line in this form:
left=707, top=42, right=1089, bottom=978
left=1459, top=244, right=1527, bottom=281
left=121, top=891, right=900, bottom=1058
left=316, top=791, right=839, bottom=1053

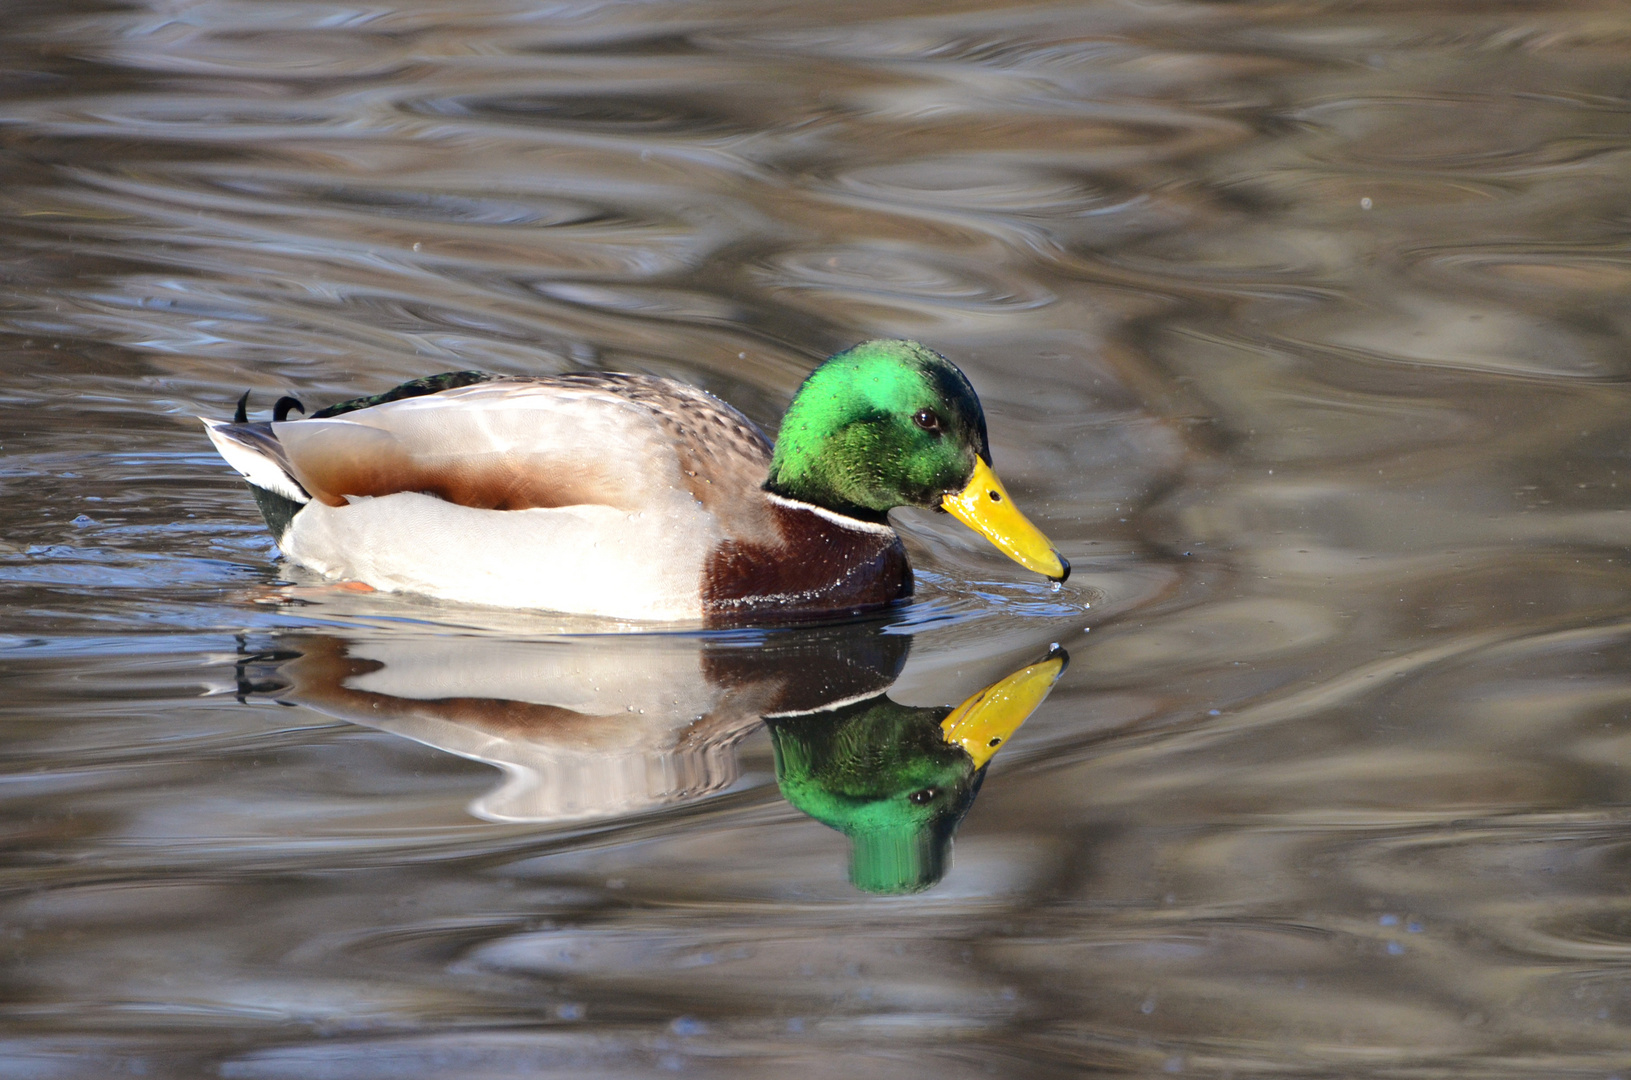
left=702, top=499, right=913, bottom=621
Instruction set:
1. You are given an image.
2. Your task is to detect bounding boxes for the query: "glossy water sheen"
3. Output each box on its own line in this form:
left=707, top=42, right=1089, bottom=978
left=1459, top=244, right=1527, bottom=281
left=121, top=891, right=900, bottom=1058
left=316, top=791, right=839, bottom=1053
left=5, top=1, right=1631, bottom=1076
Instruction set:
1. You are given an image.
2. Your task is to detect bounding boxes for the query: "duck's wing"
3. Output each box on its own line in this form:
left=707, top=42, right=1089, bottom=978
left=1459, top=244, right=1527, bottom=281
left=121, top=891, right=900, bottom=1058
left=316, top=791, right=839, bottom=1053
left=567, top=373, right=776, bottom=519
left=266, top=374, right=772, bottom=517
left=200, top=371, right=504, bottom=509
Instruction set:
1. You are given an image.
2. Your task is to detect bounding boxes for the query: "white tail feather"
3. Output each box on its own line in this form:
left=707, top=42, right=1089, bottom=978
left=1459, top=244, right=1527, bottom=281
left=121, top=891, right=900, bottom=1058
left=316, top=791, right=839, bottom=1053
left=201, top=418, right=309, bottom=504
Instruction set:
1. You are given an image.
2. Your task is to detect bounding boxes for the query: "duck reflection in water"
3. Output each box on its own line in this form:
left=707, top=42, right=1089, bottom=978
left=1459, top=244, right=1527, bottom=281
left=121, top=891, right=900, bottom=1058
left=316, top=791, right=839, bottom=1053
left=763, top=652, right=1064, bottom=893
left=245, top=621, right=1065, bottom=894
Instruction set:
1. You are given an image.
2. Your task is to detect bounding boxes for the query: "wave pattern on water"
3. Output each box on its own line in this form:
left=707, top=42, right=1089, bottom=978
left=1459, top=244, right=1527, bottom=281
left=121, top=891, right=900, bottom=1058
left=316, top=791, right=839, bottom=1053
left=5, top=0, right=1631, bottom=1077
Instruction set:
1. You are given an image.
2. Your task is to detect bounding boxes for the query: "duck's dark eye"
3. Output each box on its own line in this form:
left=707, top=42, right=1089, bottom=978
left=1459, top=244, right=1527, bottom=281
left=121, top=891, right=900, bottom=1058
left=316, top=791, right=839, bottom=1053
left=908, top=787, right=939, bottom=806
left=912, top=409, right=942, bottom=433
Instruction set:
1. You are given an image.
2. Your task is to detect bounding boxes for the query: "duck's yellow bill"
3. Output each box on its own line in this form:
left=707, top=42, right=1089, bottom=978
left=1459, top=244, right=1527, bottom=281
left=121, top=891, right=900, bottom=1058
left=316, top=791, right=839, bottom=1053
left=941, top=652, right=1067, bottom=769
left=941, top=457, right=1069, bottom=580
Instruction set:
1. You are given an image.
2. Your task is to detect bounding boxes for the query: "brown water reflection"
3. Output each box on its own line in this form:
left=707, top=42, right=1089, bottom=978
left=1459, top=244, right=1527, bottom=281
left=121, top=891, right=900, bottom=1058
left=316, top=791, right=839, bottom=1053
left=6, top=0, right=1631, bottom=1076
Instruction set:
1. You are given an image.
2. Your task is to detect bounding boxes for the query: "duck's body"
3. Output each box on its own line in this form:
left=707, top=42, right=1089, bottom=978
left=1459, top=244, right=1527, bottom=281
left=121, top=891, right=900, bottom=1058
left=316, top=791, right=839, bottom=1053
left=204, top=340, right=1065, bottom=622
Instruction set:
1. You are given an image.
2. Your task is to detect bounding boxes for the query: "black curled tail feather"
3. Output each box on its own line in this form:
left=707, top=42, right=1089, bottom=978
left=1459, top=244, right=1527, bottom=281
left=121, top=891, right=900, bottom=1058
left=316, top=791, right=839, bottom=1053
left=234, top=371, right=496, bottom=424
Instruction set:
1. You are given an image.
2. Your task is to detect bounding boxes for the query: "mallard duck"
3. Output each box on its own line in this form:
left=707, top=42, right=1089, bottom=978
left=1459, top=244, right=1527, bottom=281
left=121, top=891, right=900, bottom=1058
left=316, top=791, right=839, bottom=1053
left=204, top=339, right=1067, bottom=621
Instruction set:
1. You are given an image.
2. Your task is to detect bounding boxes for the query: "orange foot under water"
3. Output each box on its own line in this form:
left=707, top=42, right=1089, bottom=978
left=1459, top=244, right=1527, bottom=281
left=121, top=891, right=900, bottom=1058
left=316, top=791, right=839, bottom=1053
left=237, top=580, right=377, bottom=607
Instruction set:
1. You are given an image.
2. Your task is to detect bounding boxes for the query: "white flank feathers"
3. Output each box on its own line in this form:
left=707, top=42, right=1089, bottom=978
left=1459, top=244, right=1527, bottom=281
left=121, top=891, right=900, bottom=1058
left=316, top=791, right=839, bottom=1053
left=283, top=493, right=718, bottom=620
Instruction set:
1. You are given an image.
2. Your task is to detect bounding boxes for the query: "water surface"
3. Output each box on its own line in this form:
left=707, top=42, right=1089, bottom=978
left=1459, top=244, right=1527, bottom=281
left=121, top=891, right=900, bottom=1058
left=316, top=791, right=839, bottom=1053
left=5, top=1, right=1631, bottom=1076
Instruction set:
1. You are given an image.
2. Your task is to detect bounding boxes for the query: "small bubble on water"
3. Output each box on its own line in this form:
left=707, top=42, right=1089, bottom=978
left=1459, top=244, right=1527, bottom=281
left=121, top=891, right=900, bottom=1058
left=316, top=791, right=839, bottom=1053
left=1360, top=196, right=1373, bottom=209
left=71, top=514, right=94, bottom=526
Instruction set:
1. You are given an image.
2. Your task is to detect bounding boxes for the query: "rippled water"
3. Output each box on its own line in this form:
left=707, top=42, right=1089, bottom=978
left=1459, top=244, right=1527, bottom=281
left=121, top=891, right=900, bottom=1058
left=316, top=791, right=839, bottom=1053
left=6, top=0, right=1631, bottom=1076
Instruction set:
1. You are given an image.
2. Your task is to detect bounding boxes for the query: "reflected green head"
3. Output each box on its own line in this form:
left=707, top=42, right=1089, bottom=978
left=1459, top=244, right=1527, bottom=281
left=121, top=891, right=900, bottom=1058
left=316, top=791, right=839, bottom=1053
left=767, top=698, right=983, bottom=894
left=766, top=340, right=991, bottom=522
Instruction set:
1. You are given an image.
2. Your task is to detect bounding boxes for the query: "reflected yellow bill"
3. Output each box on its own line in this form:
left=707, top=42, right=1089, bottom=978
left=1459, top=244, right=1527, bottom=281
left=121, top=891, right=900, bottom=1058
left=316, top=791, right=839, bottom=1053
left=942, top=457, right=1069, bottom=581
left=941, top=651, right=1067, bottom=768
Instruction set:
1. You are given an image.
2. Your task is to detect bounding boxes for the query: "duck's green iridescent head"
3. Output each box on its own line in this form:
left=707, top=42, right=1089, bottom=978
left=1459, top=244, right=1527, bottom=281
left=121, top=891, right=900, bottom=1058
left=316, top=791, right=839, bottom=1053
left=766, top=339, right=988, bottom=519
left=766, top=339, right=1068, bottom=581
